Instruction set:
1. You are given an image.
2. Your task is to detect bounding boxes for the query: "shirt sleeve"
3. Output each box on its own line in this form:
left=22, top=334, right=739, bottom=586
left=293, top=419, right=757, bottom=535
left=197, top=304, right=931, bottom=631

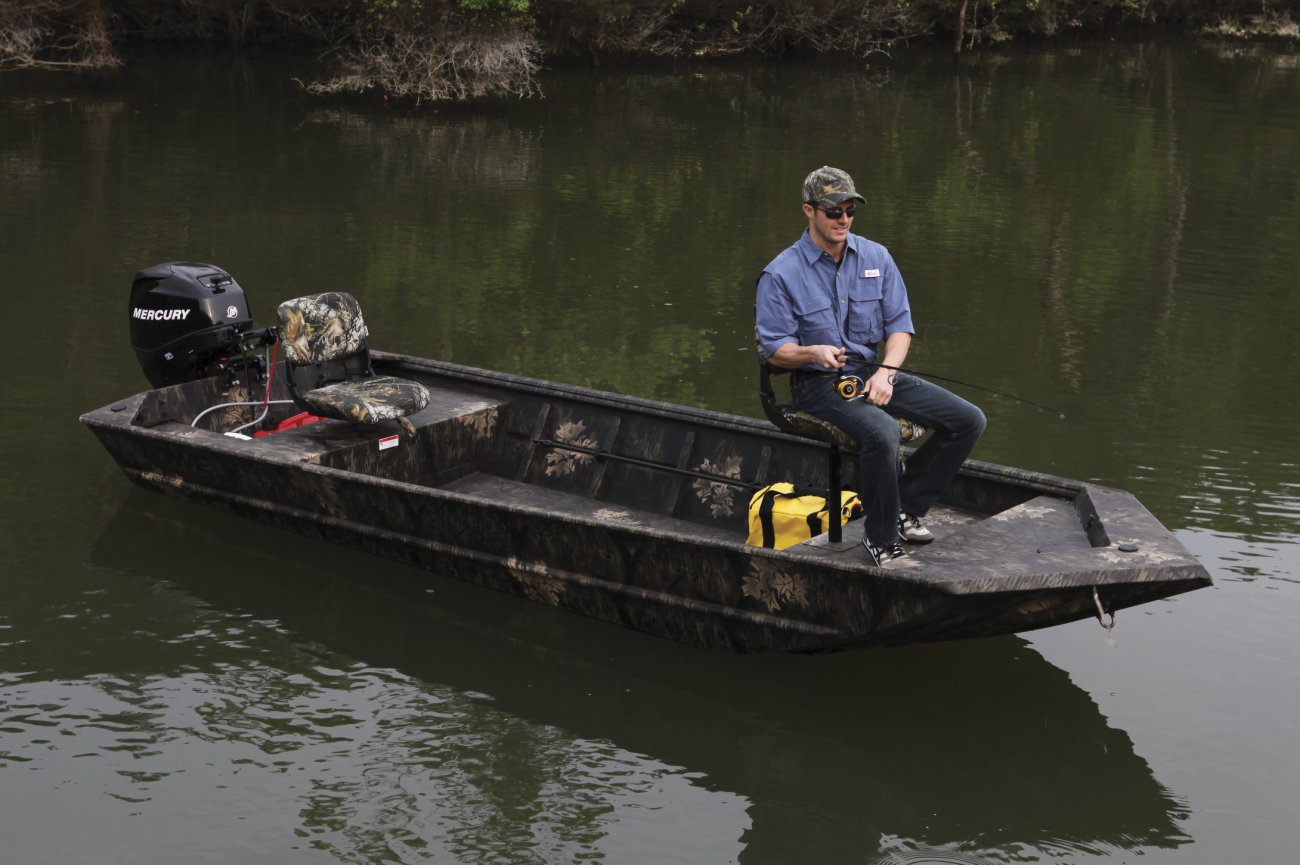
left=879, top=251, right=915, bottom=337
left=754, top=270, right=798, bottom=359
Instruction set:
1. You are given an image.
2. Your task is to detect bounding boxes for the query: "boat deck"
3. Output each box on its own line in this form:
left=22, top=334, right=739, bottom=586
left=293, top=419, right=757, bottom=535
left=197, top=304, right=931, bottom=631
left=873, top=494, right=1100, bottom=583
left=444, top=471, right=741, bottom=543
left=443, top=470, right=1091, bottom=579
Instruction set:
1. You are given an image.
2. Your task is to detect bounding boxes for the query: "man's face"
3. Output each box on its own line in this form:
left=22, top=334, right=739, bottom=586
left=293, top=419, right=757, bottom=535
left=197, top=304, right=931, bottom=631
left=804, top=200, right=857, bottom=249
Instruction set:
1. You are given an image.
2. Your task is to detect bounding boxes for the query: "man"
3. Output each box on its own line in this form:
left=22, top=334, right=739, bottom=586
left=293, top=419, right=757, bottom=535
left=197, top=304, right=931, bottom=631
left=755, top=166, right=986, bottom=564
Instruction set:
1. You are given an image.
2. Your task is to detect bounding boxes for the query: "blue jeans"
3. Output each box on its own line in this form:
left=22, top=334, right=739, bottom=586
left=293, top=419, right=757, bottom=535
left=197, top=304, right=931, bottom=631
left=791, top=368, right=986, bottom=546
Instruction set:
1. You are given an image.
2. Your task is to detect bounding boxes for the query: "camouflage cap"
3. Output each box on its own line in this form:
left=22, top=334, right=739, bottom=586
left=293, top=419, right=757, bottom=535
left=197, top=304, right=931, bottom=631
left=802, top=166, right=866, bottom=206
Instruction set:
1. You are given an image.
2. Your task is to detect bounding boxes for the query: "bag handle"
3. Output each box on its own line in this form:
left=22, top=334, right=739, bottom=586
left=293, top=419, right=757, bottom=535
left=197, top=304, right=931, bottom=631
left=757, top=485, right=847, bottom=546
left=757, top=487, right=780, bottom=548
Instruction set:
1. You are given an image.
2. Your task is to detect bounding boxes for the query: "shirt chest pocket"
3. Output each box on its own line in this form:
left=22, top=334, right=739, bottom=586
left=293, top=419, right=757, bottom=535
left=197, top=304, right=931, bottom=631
left=846, top=277, right=884, bottom=344
left=791, top=292, right=840, bottom=345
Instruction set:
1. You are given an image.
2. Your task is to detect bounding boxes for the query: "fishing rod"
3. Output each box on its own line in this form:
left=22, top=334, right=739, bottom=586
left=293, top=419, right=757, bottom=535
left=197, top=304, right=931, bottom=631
left=834, top=356, right=1066, bottom=418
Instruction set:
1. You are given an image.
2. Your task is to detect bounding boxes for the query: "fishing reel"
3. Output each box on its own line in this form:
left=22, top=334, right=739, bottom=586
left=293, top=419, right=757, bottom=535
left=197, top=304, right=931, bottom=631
left=835, top=374, right=866, bottom=400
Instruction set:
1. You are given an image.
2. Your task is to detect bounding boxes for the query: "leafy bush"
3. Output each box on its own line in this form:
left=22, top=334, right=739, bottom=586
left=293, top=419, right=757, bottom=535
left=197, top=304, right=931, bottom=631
left=4, top=0, right=1297, bottom=96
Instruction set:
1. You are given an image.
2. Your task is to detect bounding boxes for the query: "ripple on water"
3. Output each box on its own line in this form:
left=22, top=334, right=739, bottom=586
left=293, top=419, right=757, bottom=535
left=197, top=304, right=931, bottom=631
left=1, top=650, right=747, bottom=863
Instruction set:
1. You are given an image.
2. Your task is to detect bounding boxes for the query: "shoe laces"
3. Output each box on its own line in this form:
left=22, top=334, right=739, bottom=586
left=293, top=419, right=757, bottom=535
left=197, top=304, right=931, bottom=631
left=865, top=540, right=905, bottom=564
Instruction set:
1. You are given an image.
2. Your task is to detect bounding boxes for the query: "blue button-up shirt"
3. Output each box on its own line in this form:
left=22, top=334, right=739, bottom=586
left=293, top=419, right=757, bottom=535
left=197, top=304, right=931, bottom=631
left=755, top=230, right=914, bottom=371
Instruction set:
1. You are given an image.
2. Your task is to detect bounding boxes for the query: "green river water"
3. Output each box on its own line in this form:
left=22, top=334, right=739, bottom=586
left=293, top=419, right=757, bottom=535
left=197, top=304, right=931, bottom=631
left=1, top=39, right=1298, bottom=864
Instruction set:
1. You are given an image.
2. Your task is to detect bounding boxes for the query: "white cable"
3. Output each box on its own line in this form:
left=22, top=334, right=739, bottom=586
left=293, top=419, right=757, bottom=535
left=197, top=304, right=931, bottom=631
left=191, top=399, right=295, bottom=428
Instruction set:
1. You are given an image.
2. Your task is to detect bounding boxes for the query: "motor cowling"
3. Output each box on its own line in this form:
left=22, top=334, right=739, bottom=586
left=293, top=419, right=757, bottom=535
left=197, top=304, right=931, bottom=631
left=129, top=262, right=256, bottom=387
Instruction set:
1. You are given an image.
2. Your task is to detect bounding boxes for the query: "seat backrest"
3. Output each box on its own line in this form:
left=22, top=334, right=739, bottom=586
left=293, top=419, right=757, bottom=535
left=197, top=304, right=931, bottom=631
left=277, top=292, right=372, bottom=387
left=278, top=292, right=369, bottom=365
left=758, top=359, right=800, bottom=436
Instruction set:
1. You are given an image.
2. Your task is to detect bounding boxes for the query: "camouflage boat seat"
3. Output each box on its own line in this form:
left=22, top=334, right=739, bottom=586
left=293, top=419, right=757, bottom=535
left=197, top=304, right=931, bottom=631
left=277, top=292, right=430, bottom=427
left=758, top=360, right=927, bottom=544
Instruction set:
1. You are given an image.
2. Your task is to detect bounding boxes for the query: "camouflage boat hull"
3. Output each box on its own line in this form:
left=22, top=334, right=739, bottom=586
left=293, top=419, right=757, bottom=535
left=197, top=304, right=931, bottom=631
left=80, top=351, right=1212, bottom=653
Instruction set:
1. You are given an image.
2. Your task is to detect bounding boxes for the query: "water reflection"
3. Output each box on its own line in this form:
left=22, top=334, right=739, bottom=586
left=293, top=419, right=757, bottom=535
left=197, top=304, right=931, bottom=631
left=8, top=557, right=743, bottom=863
left=65, top=493, right=1193, bottom=863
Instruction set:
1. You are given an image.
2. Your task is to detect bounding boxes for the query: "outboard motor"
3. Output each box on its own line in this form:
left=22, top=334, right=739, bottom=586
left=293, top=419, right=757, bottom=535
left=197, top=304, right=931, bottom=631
left=129, top=262, right=264, bottom=387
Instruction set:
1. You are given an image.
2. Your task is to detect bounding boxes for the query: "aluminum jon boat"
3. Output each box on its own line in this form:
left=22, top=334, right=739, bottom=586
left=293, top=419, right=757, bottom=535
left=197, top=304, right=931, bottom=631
left=81, top=262, right=1212, bottom=652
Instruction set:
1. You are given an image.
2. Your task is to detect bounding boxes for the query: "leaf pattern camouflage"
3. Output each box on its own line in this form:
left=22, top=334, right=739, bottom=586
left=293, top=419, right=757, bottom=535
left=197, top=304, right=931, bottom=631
left=781, top=407, right=925, bottom=447
left=896, top=418, right=926, bottom=443
left=296, top=376, right=431, bottom=424
left=277, top=292, right=429, bottom=424
left=277, top=292, right=369, bottom=365
left=546, top=420, right=598, bottom=477
left=692, top=456, right=743, bottom=518
left=217, top=383, right=255, bottom=429
left=507, top=556, right=566, bottom=605
left=741, top=560, right=810, bottom=613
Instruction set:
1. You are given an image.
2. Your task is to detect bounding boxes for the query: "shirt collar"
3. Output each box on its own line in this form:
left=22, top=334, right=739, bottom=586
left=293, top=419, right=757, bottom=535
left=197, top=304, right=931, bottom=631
left=798, top=229, right=859, bottom=264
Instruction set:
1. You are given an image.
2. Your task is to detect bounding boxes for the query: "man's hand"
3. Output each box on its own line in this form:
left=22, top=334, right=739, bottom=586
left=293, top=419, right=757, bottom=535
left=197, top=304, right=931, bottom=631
left=865, top=332, right=910, bottom=405
left=810, top=344, right=848, bottom=371
left=769, top=343, right=846, bottom=371
left=864, top=366, right=895, bottom=405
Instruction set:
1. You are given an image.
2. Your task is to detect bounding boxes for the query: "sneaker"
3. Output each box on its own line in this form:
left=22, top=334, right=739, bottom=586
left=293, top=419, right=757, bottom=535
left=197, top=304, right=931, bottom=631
left=899, top=512, right=934, bottom=545
left=863, top=538, right=906, bottom=565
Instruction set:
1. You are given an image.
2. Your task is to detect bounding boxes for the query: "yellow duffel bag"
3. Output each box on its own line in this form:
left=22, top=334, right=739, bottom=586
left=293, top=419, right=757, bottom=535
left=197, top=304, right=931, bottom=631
left=746, top=482, right=863, bottom=549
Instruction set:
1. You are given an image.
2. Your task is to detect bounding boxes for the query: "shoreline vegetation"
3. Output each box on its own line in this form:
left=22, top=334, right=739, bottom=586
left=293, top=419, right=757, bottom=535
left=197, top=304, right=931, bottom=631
left=3, top=1, right=1298, bottom=102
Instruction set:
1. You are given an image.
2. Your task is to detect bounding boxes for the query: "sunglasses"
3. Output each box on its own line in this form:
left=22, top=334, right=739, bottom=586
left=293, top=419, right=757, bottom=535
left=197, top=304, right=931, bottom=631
left=815, top=204, right=857, bottom=219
